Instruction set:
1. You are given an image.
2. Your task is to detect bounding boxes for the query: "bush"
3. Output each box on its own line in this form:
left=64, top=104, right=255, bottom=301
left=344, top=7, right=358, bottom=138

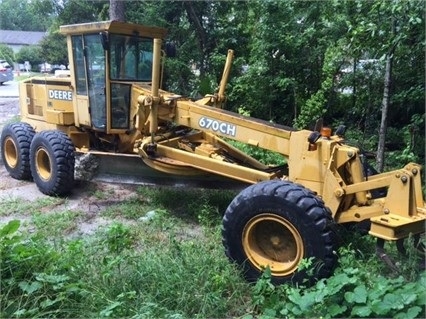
left=15, top=45, right=43, bottom=70
left=0, top=44, right=14, bottom=65
left=248, top=244, right=426, bottom=319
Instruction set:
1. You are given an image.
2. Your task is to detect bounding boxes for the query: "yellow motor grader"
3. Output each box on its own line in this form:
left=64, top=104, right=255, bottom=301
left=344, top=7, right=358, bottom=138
left=1, top=21, right=424, bottom=284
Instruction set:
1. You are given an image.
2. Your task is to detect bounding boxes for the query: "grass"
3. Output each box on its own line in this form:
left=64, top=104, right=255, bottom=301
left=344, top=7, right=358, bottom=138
left=101, top=195, right=152, bottom=220
left=0, top=196, right=64, bottom=217
left=13, top=72, right=44, bottom=81
left=32, top=209, right=85, bottom=238
left=0, top=185, right=424, bottom=318
left=0, top=208, right=249, bottom=318
left=139, top=185, right=238, bottom=226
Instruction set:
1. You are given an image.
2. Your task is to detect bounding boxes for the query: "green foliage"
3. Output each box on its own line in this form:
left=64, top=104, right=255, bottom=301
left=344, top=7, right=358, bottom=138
left=384, top=113, right=425, bottom=170
left=249, top=245, right=426, bottom=318
left=1, top=185, right=425, bottom=318
left=2, top=0, right=422, bottom=166
left=341, top=0, right=425, bottom=168
left=227, top=140, right=287, bottom=167
left=0, top=187, right=246, bottom=317
left=0, top=216, right=248, bottom=318
left=54, top=0, right=108, bottom=26
left=101, top=222, right=135, bottom=254
left=229, top=0, right=348, bottom=126
left=163, top=57, right=197, bottom=96
left=0, top=196, right=63, bottom=216
left=1, top=1, right=425, bottom=315
left=0, top=220, right=70, bottom=317
left=38, top=32, right=68, bottom=66
left=15, top=45, right=43, bottom=69
left=0, top=44, right=15, bottom=65
left=295, top=44, right=345, bottom=129
left=138, top=185, right=238, bottom=226
left=0, top=0, right=54, bottom=31
left=32, top=209, right=84, bottom=238
left=101, top=195, right=150, bottom=220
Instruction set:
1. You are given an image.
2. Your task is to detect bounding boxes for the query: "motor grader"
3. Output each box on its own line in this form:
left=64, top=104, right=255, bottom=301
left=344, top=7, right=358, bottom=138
left=1, top=20, right=425, bottom=285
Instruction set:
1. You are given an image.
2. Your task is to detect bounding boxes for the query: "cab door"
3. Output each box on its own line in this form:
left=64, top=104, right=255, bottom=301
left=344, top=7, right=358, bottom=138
left=71, top=34, right=106, bottom=130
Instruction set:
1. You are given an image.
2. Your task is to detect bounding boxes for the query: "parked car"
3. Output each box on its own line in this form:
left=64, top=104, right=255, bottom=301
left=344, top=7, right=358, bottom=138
left=0, top=60, right=14, bottom=84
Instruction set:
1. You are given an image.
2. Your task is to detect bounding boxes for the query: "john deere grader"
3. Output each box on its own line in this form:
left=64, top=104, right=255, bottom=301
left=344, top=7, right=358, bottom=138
left=1, top=21, right=425, bottom=284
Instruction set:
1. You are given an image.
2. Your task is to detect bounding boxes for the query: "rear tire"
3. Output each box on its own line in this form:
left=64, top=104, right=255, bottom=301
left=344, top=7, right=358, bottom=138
left=1, top=122, right=35, bottom=180
left=222, top=180, right=338, bottom=285
left=30, top=130, right=75, bottom=196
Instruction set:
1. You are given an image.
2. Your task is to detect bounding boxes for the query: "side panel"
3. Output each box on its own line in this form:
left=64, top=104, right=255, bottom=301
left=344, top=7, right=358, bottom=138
left=20, top=78, right=74, bottom=126
left=76, top=96, right=91, bottom=126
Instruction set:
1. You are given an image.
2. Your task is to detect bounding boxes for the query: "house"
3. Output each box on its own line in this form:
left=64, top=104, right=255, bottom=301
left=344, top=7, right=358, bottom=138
left=0, top=30, right=47, bottom=72
left=0, top=30, right=46, bottom=53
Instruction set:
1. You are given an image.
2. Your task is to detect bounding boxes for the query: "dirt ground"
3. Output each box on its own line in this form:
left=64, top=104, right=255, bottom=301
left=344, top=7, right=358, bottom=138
left=0, top=98, right=139, bottom=235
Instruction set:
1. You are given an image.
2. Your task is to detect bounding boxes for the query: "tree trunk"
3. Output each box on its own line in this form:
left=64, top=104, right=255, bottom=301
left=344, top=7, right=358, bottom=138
left=376, top=53, right=393, bottom=172
left=376, top=15, right=399, bottom=173
left=183, top=1, right=207, bottom=75
left=110, top=0, right=125, bottom=21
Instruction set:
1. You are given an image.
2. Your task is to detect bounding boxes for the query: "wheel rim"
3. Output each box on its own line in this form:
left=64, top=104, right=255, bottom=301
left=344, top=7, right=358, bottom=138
left=4, top=136, right=18, bottom=168
left=243, top=213, right=304, bottom=277
left=35, top=147, right=52, bottom=181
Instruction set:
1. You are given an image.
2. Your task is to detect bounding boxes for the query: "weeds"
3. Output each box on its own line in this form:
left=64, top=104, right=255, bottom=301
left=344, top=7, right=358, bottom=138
left=0, top=215, right=248, bottom=318
left=1, top=185, right=424, bottom=318
left=248, top=245, right=426, bottom=319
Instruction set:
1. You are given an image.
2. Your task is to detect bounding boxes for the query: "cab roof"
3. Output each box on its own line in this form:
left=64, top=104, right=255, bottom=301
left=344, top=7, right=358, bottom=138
left=60, top=20, right=167, bottom=39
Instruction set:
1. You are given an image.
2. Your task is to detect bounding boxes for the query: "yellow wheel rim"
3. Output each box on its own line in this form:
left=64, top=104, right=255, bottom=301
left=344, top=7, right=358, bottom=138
left=35, top=147, right=52, bottom=181
left=243, top=213, right=304, bottom=277
left=4, top=136, right=18, bottom=168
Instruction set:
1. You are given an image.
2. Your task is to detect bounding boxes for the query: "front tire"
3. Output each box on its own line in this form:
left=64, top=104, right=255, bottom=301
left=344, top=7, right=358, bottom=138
left=222, top=180, right=338, bottom=285
left=1, top=122, right=35, bottom=180
left=30, top=130, right=75, bottom=196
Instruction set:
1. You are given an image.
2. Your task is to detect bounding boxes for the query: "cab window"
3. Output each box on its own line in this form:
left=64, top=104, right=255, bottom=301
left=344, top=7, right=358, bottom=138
left=109, top=34, right=153, bottom=81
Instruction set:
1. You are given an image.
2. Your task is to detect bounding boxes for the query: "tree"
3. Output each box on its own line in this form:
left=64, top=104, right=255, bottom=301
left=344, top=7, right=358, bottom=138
left=39, top=33, right=68, bottom=66
left=5, top=0, right=420, bottom=169
left=0, top=0, right=54, bottom=31
left=227, top=0, right=347, bottom=126
left=125, top=0, right=202, bottom=95
left=15, top=46, right=43, bottom=69
left=110, top=0, right=125, bottom=21
left=345, top=0, right=425, bottom=171
left=295, top=44, right=346, bottom=129
left=0, top=44, right=15, bottom=65
left=54, top=0, right=108, bottom=27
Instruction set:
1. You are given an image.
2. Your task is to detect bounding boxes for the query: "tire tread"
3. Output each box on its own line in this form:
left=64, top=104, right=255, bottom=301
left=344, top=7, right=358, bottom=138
left=1, top=122, right=35, bottom=179
left=222, top=180, right=337, bottom=285
left=30, top=130, right=75, bottom=196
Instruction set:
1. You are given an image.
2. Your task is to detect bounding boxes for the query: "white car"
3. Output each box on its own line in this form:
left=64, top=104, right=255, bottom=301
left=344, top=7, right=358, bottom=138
left=0, top=60, right=14, bottom=84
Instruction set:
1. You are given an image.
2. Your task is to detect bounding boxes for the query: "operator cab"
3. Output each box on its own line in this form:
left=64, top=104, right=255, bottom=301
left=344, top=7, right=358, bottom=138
left=60, top=21, right=167, bottom=133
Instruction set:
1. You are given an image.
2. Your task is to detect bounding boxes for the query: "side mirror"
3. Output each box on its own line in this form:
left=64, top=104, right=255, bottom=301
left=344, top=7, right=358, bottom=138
left=100, top=31, right=109, bottom=50
left=164, top=42, right=176, bottom=58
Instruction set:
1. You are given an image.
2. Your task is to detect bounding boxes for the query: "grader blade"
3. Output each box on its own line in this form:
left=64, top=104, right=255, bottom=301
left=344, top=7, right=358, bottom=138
left=74, top=152, right=248, bottom=190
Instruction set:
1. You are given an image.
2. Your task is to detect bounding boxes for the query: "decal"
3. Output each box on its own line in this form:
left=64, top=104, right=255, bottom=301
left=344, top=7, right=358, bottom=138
left=48, top=90, right=73, bottom=101
left=198, top=117, right=236, bottom=136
